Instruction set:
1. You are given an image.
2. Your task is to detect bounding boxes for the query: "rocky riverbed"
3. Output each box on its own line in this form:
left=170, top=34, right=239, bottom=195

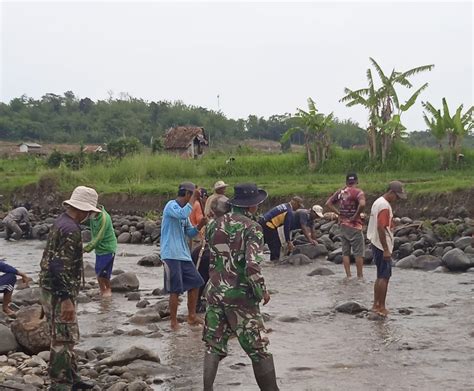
left=1, top=237, right=473, bottom=390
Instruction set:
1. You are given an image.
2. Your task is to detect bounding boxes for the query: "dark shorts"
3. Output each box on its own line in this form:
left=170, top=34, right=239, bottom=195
left=373, top=245, right=392, bottom=279
left=0, top=273, right=17, bottom=293
left=95, top=253, right=115, bottom=280
left=163, top=259, right=204, bottom=295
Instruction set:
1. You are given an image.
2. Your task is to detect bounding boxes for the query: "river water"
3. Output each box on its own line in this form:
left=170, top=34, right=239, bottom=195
left=2, top=240, right=473, bottom=391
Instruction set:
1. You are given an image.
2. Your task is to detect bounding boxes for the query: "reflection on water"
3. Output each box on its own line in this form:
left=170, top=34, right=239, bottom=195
left=2, top=241, right=473, bottom=390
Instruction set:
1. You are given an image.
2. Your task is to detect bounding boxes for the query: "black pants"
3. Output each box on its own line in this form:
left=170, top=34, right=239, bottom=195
left=191, top=245, right=210, bottom=300
left=261, top=223, right=281, bottom=261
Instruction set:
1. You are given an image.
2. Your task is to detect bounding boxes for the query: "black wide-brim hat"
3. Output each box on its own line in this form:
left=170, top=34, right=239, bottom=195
left=228, top=183, right=268, bottom=207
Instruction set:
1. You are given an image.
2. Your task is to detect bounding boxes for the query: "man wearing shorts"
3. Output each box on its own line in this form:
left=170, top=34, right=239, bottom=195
left=161, top=182, right=208, bottom=331
left=326, top=173, right=366, bottom=278
left=84, top=205, right=117, bottom=297
left=0, top=259, right=29, bottom=317
left=367, top=181, right=407, bottom=316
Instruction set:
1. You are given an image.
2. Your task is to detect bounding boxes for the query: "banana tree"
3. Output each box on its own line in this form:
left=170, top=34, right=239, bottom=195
left=281, top=98, right=334, bottom=170
left=422, top=101, right=445, bottom=149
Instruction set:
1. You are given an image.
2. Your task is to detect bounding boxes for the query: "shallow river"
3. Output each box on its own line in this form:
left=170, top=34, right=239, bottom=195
left=2, top=240, right=474, bottom=391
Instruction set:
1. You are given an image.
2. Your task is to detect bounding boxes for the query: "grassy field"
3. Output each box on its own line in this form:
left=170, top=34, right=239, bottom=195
left=1, top=146, right=473, bottom=199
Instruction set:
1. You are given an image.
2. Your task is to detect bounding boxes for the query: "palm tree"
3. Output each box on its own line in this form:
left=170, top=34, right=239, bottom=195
left=341, top=58, right=434, bottom=161
left=281, top=98, right=334, bottom=170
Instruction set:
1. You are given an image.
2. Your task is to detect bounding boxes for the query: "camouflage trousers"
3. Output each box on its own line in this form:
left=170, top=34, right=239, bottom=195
left=40, top=289, right=80, bottom=391
left=203, top=303, right=271, bottom=363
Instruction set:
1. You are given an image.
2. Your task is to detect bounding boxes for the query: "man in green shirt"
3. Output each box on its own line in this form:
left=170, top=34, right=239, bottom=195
left=84, top=206, right=117, bottom=297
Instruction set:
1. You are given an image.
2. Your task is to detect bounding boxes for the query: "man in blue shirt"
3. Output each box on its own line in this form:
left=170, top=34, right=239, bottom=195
left=0, top=259, right=29, bottom=317
left=161, top=182, right=208, bottom=331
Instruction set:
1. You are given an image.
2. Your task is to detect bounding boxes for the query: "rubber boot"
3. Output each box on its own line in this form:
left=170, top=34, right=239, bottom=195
left=203, top=352, right=221, bottom=391
left=252, top=356, right=279, bottom=391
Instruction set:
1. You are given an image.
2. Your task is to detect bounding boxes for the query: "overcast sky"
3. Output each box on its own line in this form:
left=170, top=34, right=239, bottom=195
left=1, top=1, right=472, bottom=130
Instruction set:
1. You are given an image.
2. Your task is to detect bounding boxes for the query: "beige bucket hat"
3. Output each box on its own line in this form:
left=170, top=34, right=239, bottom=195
left=311, top=205, right=324, bottom=218
left=63, top=186, right=101, bottom=213
left=214, top=180, right=229, bottom=190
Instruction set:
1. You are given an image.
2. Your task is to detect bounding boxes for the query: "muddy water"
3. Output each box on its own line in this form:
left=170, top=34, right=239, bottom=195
left=2, top=240, right=474, bottom=391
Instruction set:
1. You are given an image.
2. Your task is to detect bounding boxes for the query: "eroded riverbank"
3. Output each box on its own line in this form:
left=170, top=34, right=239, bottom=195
left=2, top=240, right=474, bottom=390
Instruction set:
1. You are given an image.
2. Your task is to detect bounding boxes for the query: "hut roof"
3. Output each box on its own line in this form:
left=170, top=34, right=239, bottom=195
left=164, top=126, right=208, bottom=149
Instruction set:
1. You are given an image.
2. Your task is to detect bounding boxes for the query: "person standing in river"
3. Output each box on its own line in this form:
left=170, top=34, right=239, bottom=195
left=0, top=259, right=29, bottom=317
left=83, top=205, right=117, bottom=297
left=326, top=173, right=366, bottom=279
left=203, top=183, right=279, bottom=391
left=161, top=182, right=208, bottom=331
left=367, top=181, right=407, bottom=316
left=39, top=186, right=99, bottom=391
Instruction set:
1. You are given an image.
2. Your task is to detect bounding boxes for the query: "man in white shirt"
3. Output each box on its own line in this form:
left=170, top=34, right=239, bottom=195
left=367, top=181, right=407, bottom=316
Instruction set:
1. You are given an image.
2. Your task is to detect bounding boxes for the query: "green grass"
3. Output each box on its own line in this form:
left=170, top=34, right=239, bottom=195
left=1, top=148, right=473, bottom=199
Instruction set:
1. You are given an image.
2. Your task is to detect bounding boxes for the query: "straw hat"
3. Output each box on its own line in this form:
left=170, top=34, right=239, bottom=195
left=214, top=180, right=229, bottom=190
left=63, top=186, right=101, bottom=213
left=311, top=205, right=324, bottom=218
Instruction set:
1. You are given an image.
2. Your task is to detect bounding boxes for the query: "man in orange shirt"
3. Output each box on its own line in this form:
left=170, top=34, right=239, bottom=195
left=190, top=189, right=208, bottom=250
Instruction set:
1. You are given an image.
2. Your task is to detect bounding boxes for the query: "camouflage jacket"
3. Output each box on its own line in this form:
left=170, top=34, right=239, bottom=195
left=205, top=207, right=267, bottom=306
left=39, top=213, right=83, bottom=300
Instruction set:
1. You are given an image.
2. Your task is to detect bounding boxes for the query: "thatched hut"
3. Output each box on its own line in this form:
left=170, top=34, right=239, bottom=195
left=164, top=126, right=208, bottom=159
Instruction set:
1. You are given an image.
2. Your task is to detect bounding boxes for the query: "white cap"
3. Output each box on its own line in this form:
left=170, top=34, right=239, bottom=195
left=311, top=205, right=324, bottom=218
left=63, top=186, right=101, bottom=213
left=214, top=180, right=229, bottom=190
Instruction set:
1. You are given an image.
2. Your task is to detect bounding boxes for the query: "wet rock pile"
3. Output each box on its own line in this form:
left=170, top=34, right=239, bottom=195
left=282, top=215, right=474, bottom=273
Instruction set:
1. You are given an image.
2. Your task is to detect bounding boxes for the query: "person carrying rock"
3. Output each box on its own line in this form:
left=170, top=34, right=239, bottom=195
left=203, top=183, right=279, bottom=391
left=367, top=181, right=407, bottom=316
left=39, top=186, right=100, bottom=391
left=259, top=196, right=304, bottom=262
left=83, top=205, right=117, bottom=297
left=0, top=259, right=29, bottom=317
left=3, top=203, right=32, bottom=241
left=291, top=205, right=325, bottom=245
left=204, top=180, right=229, bottom=218
left=326, top=173, right=366, bottom=279
left=161, top=182, right=208, bottom=331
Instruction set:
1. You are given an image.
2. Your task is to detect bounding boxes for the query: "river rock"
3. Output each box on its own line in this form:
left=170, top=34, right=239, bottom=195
left=153, top=299, right=170, bottom=318
left=137, top=254, right=162, bottom=267
left=83, top=261, right=97, bottom=278
left=453, top=206, right=469, bottom=218
left=464, top=246, right=474, bottom=255
left=412, top=249, right=425, bottom=257
left=120, top=225, right=130, bottom=233
left=433, top=266, right=450, bottom=273
left=31, top=224, right=49, bottom=239
left=127, top=380, right=151, bottom=391
left=284, top=254, right=312, bottom=266
left=130, top=231, right=142, bottom=244
left=442, top=248, right=474, bottom=271
left=96, top=346, right=160, bottom=367
left=10, top=305, right=50, bottom=354
left=23, top=374, right=45, bottom=387
left=400, top=217, right=413, bottom=224
left=117, top=232, right=131, bottom=244
left=125, top=360, right=176, bottom=378
left=398, top=242, right=414, bottom=258
left=307, top=267, right=335, bottom=276
left=397, top=254, right=441, bottom=271
left=111, top=272, right=139, bottom=292
left=107, top=382, right=128, bottom=391
left=335, top=301, right=367, bottom=314
left=144, top=221, right=158, bottom=235
left=437, top=241, right=455, bottom=248
left=454, top=236, right=472, bottom=250
left=293, top=243, right=328, bottom=259
left=363, top=248, right=373, bottom=264
left=0, top=324, right=18, bottom=354
left=329, top=224, right=341, bottom=239
left=130, top=308, right=161, bottom=325
left=13, top=287, right=41, bottom=306
left=318, top=235, right=335, bottom=251
left=320, top=221, right=336, bottom=232
left=328, top=248, right=342, bottom=262
left=136, top=300, right=150, bottom=309
left=127, top=292, right=141, bottom=301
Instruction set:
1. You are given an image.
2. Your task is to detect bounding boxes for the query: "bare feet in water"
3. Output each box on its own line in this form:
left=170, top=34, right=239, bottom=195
left=377, top=308, right=389, bottom=317
left=187, top=315, right=204, bottom=326
left=170, top=321, right=180, bottom=331
left=101, top=290, right=112, bottom=298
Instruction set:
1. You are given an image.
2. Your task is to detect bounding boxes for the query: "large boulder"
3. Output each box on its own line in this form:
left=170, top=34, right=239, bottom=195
left=13, top=287, right=42, bottom=306
left=110, top=272, right=139, bottom=292
left=130, top=231, right=142, bottom=244
left=96, top=346, right=160, bottom=367
left=31, top=224, right=49, bottom=240
left=137, top=254, right=162, bottom=267
left=442, top=248, right=474, bottom=272
left=307, top=267, right=335, bottom=276
left=280, top=254, right=312, bottom=266
left=397, top=254, right=441, bottom=271
left=454, top=236, right=473, bottom=251
left=293, top=243, right=328, bottom=259
left=327, top=248, right=342, bottom=262
left=117, top=232, right=131, bottom=244
left=0, top=324, right=18, bottom=354
left=398, top=242, right=414, bottom=259
left=10, top=305, right=50, bottom=354
left=143, top=222, right=158, bottom=235
left=129, top=308, right=161, bottom=325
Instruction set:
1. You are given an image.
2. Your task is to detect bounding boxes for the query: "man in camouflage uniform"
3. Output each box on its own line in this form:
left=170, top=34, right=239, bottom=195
left=203, top=183, right=279, bottom=391
left=39, top=186, right=100, bottom=391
